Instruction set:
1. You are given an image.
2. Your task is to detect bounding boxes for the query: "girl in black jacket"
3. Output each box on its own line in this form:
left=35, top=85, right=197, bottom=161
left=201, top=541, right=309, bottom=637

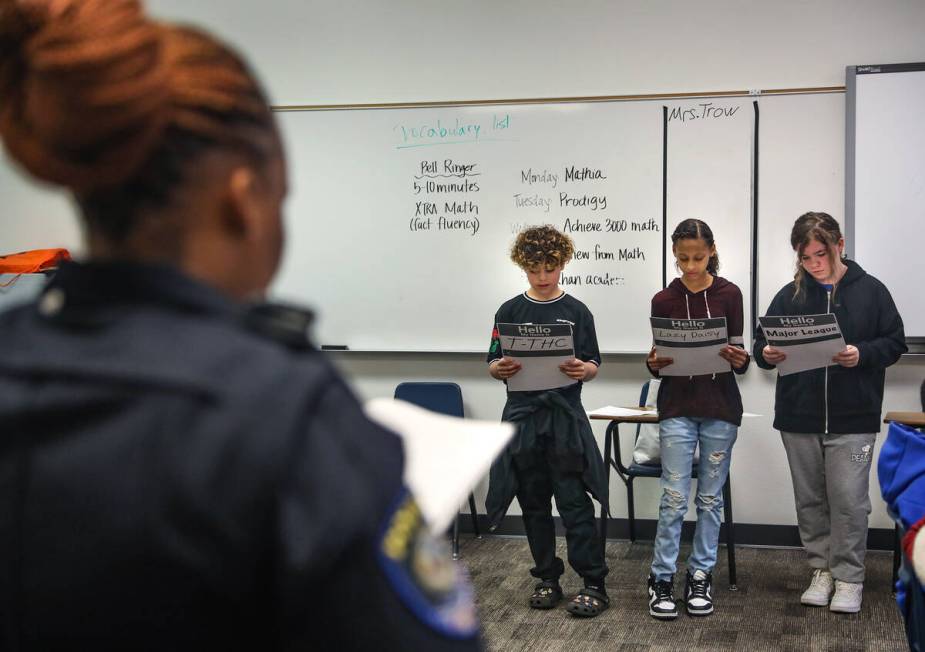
left=754, top=212, right=906, bottom=615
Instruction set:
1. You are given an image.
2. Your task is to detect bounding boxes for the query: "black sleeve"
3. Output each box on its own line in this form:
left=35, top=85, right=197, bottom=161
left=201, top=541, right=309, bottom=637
left=753, top=288, right=787, bottom=370
left=486, top=309, right=503, bottom=364
left=727, top=284, right=750, bottom=375
left=578, top=306, right=602, bottom=366
left=277, top=380, right=483, bottom=651
left=856, top=279, right=908, bottom=369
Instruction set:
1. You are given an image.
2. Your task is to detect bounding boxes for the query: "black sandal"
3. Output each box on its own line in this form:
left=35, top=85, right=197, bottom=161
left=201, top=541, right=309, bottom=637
left=529, top=581, right=563, bottom=609
left=566, top=586, right=610, bottom=617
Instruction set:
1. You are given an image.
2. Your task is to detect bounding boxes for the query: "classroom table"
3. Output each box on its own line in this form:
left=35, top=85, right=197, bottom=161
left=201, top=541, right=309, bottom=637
left=884, top=412, right=925, bottom=428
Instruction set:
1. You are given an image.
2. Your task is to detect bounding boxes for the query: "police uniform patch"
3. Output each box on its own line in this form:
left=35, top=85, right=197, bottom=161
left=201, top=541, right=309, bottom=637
left=378, top=491, right=478, bottom=639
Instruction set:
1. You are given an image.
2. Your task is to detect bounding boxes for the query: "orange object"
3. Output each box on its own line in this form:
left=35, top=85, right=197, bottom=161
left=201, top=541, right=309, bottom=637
left=0, top=249, right=71, bottom=287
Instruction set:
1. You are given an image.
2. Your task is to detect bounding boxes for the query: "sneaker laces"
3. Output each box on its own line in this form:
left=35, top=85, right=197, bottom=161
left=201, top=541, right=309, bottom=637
left=808, top=569, right=832, bottom=590
left=835, top=581, right=862, bottom=598
left=653, top=579, right=674, bottom=602
left=688, top=572, right=709, bottom=600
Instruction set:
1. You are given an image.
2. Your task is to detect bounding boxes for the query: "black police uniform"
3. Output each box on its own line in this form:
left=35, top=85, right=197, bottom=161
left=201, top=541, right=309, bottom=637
left=485, top=292, right=608, bottom=587
left=0, top=261, right=481, bottom=652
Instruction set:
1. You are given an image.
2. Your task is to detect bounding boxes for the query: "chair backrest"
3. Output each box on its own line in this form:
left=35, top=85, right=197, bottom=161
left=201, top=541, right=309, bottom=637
left=635, top=380, right=651, bottom=442
left=394, top=382, right=464, bottom=418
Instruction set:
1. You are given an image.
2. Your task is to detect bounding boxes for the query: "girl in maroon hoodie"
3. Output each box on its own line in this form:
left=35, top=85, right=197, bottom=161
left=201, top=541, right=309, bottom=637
left=644, top=219, right=749, bottom=620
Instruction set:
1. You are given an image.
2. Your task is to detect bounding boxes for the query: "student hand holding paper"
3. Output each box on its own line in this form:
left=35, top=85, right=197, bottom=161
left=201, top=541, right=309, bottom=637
left=720, top=344, right=749, bottom=369
left=833, top=344, right=860, bottom=367
left=489, top=356, right=522, bottom=380
left=646, top=346, right=674, bottom=371
left=761, top=345, right=787, bottom=365
left=559, top=357, right=597, bottom=381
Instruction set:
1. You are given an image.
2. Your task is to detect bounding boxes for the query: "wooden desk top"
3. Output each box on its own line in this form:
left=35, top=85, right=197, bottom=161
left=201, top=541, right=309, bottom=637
left=884, top=411, right=925, bottom=427
left=588, top=408, right=659, bottom=424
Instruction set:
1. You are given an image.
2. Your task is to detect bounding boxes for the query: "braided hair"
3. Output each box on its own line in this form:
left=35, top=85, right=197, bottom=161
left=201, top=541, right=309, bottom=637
left=671, top=219, right=719, bottom=274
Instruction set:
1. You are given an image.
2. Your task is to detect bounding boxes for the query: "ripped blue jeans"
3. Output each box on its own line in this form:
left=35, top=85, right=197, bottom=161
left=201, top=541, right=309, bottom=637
left=650, top=417, right=737, bottom=581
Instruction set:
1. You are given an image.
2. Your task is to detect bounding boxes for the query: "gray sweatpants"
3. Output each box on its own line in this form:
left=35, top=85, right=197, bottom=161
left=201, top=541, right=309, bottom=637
left=780, top=431, right=876, bottom=583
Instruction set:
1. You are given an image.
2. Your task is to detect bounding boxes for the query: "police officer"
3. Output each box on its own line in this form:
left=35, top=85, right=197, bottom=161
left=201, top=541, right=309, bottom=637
left=0, top=1, right=481, bottom=649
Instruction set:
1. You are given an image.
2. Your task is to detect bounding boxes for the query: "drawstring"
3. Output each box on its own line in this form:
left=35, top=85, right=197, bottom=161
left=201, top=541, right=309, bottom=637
left=685, top=289, right=717, bottom=380
left=705, top=291, right=716, bottom=379
left=684, top=295, right=693, bottom=380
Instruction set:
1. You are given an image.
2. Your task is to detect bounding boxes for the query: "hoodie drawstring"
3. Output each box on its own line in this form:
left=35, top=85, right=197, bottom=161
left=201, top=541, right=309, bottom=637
left=685, top=287, right=717, bottom=380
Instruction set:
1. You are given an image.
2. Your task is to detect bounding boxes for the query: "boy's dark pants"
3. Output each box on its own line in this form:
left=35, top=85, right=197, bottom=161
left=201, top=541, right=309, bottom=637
left=514, top=452, right=608, bottom=586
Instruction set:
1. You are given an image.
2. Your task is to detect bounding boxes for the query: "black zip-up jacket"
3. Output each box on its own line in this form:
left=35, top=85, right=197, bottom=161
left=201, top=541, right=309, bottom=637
left=753, top=259, right=906, bottom=434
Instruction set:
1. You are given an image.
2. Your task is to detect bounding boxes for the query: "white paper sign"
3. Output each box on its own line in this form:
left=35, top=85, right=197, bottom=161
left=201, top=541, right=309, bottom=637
left=497, top=322, right=578, bottom=392
left=651, top=317, right=731, bottom=376
left=364, top=398, right=515, bottom=535
left=758, top=313, right=846, bottom=376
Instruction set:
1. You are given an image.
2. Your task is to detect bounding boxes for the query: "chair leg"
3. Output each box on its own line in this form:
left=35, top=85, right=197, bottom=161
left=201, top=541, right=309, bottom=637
left=599, top=427, right=613, bottom=545
left=893, top=523, right=901, bottom=592
left=468, top=493, right=480, bottom=539
left=627, top=479, right=636, bottom=543
left=722, top=477, right=737, bottom=590
left=452, top=512, right=460, bottom=561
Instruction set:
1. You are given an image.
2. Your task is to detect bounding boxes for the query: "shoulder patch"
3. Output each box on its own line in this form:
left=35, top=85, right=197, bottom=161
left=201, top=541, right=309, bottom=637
left=378, top=491, right=478, bottom=639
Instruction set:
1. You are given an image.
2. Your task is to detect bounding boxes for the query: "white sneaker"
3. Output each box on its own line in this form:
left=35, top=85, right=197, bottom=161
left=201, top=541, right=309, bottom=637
left=800, top=569, right=834, bottom=606
left=829, top=580, right=863, bottom=614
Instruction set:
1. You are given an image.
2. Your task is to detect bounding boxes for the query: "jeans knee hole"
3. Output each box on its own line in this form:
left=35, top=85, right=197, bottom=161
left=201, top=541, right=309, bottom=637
left=664, top=487, right=686, bottom=510
left=696, top=494, right=721, bottom=511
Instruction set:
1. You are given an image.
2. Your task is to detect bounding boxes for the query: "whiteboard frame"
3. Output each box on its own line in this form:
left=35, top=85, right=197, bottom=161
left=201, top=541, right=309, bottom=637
left=845, top=62, right=925, bottom=352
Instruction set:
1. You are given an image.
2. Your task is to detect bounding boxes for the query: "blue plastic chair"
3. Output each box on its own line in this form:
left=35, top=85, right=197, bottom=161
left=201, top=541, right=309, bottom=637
left=393, top=382, right=481, bottom=559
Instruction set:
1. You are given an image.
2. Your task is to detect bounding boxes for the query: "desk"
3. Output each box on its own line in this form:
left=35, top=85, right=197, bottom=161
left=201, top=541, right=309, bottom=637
left=884, top=412, right=925, bottom=427
left=590, top=409, right=738, bottom=588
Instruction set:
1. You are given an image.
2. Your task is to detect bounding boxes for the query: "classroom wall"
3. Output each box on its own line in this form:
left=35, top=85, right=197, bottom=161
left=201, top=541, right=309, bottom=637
left=4, top=0, right=925, bottom=531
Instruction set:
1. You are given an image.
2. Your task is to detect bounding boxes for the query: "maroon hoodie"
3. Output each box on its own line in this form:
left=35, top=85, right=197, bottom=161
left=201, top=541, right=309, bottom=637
left=648, top=275, right=749, bottom=426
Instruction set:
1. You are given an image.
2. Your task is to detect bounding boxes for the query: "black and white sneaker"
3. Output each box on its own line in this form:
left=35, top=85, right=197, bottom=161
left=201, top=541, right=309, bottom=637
left=684, top=569, right=714, bottom=616
left=647, top=574, right=678, bottom=620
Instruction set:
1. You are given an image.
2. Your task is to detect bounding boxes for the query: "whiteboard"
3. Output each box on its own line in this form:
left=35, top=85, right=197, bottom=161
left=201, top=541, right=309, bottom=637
left=271, top=97, right=754, bottom=352
left=848, top=63, right=925, bottom=342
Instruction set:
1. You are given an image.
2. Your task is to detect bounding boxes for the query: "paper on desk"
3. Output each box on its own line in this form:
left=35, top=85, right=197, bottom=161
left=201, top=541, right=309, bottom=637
left=364, top=398, right=515, bottom=535
left=587, top=405, right=658, bottom=417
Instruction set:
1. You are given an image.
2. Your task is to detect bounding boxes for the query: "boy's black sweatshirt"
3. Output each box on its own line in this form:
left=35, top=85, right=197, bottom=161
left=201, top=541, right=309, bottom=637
left=649, top=275, right=748, bottom=426
left=753, top=259, right=906, bottom=434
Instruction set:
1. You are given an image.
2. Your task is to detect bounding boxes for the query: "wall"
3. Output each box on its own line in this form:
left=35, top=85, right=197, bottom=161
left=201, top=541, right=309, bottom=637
left=4, top=0, right=925, bottom=531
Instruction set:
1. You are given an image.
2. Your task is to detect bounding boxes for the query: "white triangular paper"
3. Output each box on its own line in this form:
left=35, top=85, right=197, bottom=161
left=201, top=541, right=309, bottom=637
left=364, top=398, right=514, bottom=535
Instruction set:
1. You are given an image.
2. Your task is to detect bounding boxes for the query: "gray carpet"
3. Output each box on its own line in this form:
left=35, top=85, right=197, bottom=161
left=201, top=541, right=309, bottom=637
left=460, top=536, right=907, bottom=651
